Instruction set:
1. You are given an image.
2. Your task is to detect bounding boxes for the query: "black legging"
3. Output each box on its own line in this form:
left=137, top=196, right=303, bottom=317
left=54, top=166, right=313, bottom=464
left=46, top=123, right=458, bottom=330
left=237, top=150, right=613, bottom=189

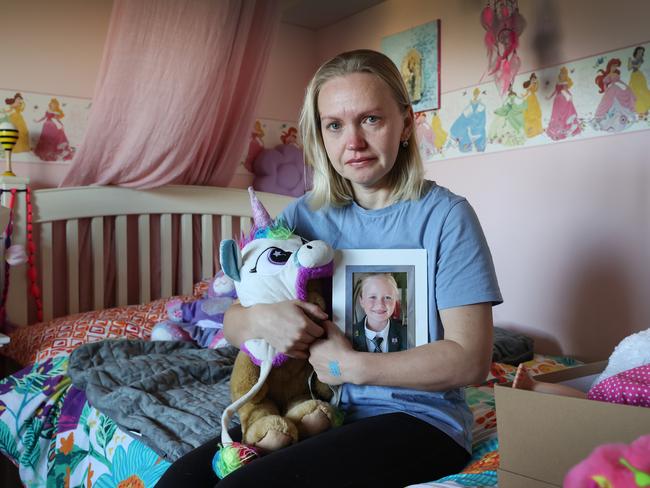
left=156, top=413, right=470, bottom=488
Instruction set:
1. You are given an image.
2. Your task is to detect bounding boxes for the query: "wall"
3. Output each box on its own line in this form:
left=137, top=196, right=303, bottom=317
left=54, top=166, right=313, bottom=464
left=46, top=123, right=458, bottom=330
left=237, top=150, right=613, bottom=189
left=2, top=0, right=113, bottom=188
left=3, top=1, right=315, bottom=189
left=5, top=1, right=649, bottom=360
left=316, top=0, right=650, bottom=361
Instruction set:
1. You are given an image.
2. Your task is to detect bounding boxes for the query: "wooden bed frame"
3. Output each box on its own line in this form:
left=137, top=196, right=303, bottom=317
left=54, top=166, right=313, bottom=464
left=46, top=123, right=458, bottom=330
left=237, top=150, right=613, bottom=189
left=1, top=180, right=293, bottom=327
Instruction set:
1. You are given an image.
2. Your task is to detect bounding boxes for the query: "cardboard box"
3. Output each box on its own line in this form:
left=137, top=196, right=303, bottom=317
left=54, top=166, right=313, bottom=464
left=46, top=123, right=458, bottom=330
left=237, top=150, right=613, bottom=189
left=495, top=361, right=650, bottom=487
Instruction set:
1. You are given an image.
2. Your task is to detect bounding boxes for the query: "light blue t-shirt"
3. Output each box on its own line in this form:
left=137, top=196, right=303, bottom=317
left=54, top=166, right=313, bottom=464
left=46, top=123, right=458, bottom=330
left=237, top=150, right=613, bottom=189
left=280, top=181, right=502, bottom=452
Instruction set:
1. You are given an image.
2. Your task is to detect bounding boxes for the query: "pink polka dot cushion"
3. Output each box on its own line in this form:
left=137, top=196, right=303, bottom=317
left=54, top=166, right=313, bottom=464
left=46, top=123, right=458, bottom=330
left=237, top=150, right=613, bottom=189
left=587, top=364, right=650, bottom=407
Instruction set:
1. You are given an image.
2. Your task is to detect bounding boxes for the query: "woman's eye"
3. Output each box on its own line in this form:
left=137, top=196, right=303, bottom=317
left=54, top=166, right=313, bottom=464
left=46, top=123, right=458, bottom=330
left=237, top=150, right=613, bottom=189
left=365, top=115, right=380, bottom=124
left=326, top=121, right=341, bottom=131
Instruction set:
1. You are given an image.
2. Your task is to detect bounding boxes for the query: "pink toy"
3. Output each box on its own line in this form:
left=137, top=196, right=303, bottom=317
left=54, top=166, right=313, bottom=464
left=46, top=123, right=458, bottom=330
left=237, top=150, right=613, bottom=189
left=564, top=434, right=650, bottom=487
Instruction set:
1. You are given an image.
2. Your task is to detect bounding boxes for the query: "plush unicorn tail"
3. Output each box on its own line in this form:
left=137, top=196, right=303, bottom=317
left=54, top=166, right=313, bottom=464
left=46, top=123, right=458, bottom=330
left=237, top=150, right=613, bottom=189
left=219, top=359, right=272, bottom=444
left=213, top=346, right=274, bottom=479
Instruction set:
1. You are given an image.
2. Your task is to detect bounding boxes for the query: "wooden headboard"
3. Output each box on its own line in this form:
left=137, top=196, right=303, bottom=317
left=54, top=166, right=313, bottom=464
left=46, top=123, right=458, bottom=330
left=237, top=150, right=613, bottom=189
left=2, top=183, right=293, bottom=327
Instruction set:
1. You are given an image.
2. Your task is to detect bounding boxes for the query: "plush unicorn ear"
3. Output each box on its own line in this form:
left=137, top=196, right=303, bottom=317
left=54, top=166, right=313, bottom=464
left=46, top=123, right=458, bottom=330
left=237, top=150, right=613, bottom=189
left=220, top=240, right=242, bottom=282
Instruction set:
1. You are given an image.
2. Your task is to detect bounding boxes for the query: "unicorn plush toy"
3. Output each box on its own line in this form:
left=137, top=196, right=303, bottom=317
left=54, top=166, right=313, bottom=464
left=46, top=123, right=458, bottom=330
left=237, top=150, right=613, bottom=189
left=214, top=188, right=338, bottom=478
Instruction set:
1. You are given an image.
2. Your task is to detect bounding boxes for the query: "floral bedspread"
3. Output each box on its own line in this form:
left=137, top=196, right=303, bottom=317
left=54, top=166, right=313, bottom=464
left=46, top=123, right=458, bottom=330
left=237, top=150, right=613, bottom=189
left=0, top=355, right=170, bottom=487
left=0, top=351, right=580, bottom=488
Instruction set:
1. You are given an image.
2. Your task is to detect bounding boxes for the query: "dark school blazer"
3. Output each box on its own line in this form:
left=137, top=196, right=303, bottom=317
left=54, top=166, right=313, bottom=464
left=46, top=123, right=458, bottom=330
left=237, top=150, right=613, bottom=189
left=352, top=318, right=406, bottom=352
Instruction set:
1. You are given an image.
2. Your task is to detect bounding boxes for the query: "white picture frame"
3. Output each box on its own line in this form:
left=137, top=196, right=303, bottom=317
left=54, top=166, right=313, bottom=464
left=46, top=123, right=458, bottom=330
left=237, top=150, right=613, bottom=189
left=332, top=249, right=428, bottom=351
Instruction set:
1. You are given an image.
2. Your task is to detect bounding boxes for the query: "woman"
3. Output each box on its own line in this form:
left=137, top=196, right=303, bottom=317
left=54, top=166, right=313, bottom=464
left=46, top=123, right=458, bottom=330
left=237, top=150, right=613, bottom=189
left=158, top=49, right=502, bottom=487
left=592, top=58, right=636, bottom=132
left=628, top=46, right=650, bottom=116
left=546, top=66, right=582, bottom=141
left=522, top=73, right=543, bottom=138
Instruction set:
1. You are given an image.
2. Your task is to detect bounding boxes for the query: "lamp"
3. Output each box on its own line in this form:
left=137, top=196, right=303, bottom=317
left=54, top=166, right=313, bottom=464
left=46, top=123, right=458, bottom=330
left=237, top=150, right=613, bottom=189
left=0, top=121, right=19, bottom=177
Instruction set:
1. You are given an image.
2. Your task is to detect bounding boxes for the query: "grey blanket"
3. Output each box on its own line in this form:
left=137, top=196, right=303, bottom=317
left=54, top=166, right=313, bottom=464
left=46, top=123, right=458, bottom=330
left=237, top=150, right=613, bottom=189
left=68, top=339, right=238, bottom=461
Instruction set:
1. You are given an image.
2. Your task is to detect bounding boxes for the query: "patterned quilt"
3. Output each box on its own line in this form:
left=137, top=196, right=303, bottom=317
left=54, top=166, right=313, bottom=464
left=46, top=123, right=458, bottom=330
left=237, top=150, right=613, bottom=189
left=0, top=289, right=582, bottom=487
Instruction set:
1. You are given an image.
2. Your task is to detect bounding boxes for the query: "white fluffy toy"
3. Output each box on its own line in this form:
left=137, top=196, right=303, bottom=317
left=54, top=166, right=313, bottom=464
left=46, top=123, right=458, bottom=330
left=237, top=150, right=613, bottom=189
left=593, top=327, right=650, bottom=386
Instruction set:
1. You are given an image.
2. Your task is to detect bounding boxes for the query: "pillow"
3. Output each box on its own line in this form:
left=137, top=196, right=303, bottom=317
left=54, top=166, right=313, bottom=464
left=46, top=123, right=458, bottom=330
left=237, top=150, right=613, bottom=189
left=252, top=144, right=310, bottom=197
left=492, top=326, right=534, bottom=365
left=0, top=294, right=208, bottom=366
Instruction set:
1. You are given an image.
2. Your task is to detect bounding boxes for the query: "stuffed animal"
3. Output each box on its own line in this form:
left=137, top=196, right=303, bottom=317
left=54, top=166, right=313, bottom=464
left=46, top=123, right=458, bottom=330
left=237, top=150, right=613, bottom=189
left=593, top=327, right=650, bottom=387
left=150, top=272, right=237, bottom=348
left=213, top=187, right=338, bottom=478
left=564, top=433, right=650, bottom=487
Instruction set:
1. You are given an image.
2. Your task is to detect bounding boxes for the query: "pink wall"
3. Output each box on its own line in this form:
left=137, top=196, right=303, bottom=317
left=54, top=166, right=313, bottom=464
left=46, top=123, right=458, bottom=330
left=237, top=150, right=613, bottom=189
left=3, top=1, right=316, bottom=189
left=5, top=1, right=649, bottom=360
left=316, top=0, right=650, bottom=361
left=3, top=0, right=113, bottom=188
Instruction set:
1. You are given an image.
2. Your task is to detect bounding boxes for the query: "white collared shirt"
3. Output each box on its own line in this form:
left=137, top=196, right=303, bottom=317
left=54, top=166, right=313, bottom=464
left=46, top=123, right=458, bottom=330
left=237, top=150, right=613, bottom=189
left=364, top=319, right=390, bottom=353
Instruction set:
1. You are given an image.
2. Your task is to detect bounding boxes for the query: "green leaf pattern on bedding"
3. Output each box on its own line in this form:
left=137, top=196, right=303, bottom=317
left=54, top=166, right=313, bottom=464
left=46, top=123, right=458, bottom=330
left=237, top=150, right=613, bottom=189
left=0, top=421, right=19, bottom=460
left=1, top=352, right=581, bottom=488
left=0, top=356, right=171, bottom=487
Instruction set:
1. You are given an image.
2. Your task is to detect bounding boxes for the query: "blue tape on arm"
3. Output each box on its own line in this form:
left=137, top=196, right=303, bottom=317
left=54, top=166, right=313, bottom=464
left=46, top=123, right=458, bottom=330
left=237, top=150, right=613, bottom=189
left=328, top=360, right=341, bottom=377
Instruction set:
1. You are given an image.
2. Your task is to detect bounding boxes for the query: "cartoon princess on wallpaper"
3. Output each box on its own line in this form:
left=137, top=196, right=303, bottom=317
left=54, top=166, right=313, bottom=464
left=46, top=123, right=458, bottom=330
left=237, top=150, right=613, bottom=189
left=592, top=58, right=636, bottom=132
left=280, top=126, right=299, bottom=146
left=243, top=120, right=265, bottom=172
left=521, top=73, right=543, bottom=138
left=430, top=109, right=448, bottom=152
left=416, top=111, right=449, bottom=159
left=488, top=86, right=526, bottom=147
left=3, top=93, right=31, bottom=153
left=628, top=46, right=650, bottom=116
left=33, top=98, right=75, bottom=161
left=450, top=88, right=487, bottom=152
left=545, top=66, right=582, bottom=141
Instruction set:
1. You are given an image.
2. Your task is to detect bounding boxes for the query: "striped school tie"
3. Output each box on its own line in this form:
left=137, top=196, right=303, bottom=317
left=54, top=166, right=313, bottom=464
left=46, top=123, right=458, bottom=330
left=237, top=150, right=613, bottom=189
left=371, top=336, right=383, bottom=353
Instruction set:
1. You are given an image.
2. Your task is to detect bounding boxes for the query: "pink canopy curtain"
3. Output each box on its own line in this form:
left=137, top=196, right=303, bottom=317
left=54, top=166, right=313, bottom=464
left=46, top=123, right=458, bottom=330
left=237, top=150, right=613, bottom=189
left=61, top=0, right=280, bottom=188
left=53, top=0, right=280, bottom=314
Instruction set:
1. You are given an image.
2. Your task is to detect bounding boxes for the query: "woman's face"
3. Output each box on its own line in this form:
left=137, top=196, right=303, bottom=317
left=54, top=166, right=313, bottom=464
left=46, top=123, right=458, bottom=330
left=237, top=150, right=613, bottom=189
left=359, top=276, right=397, bottom=328
left=318, top=73, right=411, bottom=194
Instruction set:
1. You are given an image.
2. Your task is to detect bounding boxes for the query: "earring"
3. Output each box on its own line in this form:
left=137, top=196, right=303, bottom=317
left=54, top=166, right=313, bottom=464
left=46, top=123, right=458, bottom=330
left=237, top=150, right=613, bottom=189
left=401, top=140, right=409, bottom=148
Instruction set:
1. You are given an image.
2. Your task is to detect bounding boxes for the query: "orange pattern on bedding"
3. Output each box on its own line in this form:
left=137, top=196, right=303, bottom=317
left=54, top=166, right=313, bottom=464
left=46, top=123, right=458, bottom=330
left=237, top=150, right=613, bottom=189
left=2, top=298, right=174, bottom=366
left=1, top=281, right=213, bottom=366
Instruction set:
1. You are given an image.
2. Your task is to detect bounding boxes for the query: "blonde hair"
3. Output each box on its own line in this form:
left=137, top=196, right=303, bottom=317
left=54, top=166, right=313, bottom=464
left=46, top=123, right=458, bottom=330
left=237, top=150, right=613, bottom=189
left=49, top=98, right=64, bottom=117
left=299, top=49, right=424, bottom=209
left=359, top=273, right=399, bottom=299
left=559, top=67, right=573, bottom=89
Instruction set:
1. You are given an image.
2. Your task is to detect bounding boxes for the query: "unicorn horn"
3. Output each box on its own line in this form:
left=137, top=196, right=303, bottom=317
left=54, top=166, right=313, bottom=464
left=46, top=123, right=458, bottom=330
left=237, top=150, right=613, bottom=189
left=248, top=187, right=272, bottom=228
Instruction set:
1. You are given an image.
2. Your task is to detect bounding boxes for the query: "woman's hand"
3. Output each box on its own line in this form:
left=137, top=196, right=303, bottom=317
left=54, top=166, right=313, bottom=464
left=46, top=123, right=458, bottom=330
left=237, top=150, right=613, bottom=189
left=258, top=301, right=328, bottom=358
left=222, top=300, right=328, bottom=359
left=308, top=320, right=355, bottom=385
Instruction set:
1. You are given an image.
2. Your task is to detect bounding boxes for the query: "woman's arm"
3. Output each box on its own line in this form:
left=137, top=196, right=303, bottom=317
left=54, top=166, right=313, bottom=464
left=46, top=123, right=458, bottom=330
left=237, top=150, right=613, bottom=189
left=309, top=302, right=493, bottom=391
left=223, top=300, right=328, bottom=359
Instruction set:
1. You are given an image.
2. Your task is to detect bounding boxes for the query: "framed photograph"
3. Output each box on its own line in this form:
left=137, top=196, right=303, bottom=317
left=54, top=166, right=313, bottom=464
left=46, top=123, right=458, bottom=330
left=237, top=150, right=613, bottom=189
left=332, top=249, right=428, bottom=352
left=380, top=19, right=441, bottom=111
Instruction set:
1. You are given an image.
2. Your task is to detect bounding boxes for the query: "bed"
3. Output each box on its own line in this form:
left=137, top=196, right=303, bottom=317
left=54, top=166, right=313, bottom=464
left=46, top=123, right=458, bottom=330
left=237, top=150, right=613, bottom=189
left=0, top=184, right=582, bottom=487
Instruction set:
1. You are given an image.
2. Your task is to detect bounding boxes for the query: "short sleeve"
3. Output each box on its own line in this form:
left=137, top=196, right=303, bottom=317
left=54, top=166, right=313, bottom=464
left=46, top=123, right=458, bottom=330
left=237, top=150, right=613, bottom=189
left=278, top=197, right=300, bottom=229
left=435, top=200, right=502, bottom=310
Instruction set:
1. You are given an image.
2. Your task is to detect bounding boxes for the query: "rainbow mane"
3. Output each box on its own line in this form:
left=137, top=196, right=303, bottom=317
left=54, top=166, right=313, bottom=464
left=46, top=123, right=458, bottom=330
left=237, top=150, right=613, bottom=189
left=238, top=218, right=294, bottom=250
